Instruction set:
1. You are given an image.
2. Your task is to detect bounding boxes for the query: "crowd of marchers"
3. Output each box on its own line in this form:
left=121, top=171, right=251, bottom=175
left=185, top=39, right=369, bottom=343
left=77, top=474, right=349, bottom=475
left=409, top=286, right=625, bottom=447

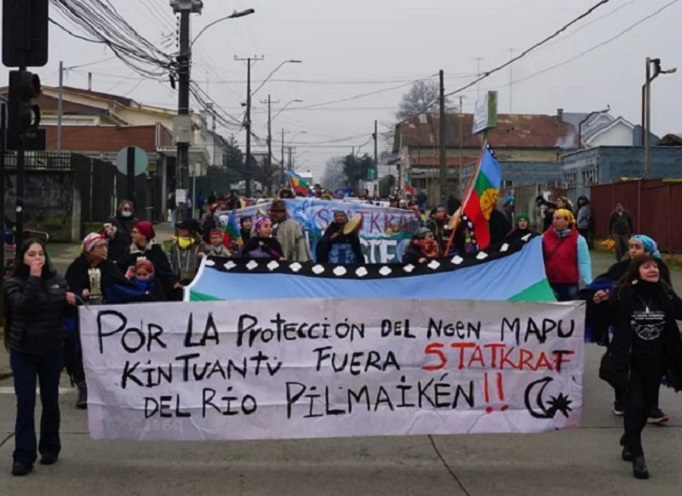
left=4, top=187, right=682, bottom=482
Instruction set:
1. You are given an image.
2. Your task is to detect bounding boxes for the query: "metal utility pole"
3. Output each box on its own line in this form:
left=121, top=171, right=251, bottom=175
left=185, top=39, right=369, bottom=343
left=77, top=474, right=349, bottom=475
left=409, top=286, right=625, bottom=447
left=261, top=94, right=279, bottom=190
left=509, top=49, right=513, bottom=114
left=642, top=57, right=677, bottom=176
left=171, top=0, right=203, bottom=225
left=287, top=146, right=293, bottom=171
left=439, top=69, right=447, bottom=203
left=235, top=55, right=264, bottom=198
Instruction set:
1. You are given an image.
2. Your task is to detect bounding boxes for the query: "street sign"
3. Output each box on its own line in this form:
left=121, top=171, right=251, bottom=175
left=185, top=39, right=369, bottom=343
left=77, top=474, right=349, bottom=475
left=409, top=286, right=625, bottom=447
left=472, top=91, right=498, bottom=135
left=115, top=146, right=148, bottom=176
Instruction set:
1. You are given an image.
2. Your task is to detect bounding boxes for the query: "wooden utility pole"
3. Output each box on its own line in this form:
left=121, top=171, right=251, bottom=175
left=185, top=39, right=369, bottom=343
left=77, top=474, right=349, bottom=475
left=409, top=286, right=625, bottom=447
left=439, top=69, right=447, bottom=203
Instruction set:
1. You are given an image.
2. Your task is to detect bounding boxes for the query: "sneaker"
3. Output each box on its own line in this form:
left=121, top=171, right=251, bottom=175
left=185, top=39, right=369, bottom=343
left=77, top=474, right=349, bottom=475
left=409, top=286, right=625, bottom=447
left=40, top=453, right=58, bottom=465
left=11, top=462, right=33, bottom=476
left=648, top=409, right=669, bottom=424
left=613, top=404, right=625, bottom=416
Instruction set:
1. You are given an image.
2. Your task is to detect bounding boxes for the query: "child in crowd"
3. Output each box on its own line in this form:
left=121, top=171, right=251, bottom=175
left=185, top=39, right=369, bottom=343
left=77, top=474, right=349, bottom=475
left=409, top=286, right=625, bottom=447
left=206, top=229, right=232, bottom=258
left=125, top=260, right=166, bottom=301
left=241, top=217, right=285, bottom=260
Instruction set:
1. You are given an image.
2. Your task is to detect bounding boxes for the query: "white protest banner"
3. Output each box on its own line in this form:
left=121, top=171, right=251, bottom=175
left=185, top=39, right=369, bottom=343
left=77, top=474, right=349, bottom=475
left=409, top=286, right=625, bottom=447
left=80, top=299, right=584, bottom=441
left=223, top=198, right=420, bottom=263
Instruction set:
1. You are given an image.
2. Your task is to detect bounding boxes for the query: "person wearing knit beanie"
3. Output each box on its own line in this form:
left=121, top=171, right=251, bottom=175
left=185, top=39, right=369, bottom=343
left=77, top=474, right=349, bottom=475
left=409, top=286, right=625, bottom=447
left=82, top=232, right=107, bottom=253
left=134, top=221, right=155, bottom=242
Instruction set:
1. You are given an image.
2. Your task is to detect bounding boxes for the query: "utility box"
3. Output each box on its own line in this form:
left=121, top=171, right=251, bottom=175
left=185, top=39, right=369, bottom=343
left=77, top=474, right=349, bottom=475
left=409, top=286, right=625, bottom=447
left=173, top=115, right=193, bottom=145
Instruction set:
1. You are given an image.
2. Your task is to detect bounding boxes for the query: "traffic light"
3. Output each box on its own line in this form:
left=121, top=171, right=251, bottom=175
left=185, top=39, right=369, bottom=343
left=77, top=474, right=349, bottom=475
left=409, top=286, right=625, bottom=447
left=7, top=70, right=41, bottom=150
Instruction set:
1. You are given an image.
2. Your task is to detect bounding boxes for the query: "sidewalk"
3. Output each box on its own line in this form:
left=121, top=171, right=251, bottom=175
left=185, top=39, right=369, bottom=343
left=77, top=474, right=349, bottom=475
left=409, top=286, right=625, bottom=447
left=0, top=223, right=177, bottom=379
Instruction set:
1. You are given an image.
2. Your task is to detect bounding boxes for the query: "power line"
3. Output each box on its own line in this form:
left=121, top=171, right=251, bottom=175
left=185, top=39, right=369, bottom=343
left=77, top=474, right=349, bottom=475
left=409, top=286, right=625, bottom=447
left=291, top=74, right=438, bottom=111
left=533, top=0, right=643, bottom=54
left=506, top=0, right=681, bottom=88
left=435, top=0, right=614, bottom=101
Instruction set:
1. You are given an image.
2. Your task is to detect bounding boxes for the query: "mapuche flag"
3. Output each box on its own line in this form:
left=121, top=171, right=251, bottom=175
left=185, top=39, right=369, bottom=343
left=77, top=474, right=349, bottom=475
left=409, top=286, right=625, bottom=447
left=224, top=211, right=243, bottom=246
left=460, top=147, right=502, bottom=249
left=286, top=170, right=312, bottom=197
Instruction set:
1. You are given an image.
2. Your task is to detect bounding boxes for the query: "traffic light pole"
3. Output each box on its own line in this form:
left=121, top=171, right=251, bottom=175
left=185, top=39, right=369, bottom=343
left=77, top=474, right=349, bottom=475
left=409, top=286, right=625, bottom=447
left=15, top=66, right=26, bottom=243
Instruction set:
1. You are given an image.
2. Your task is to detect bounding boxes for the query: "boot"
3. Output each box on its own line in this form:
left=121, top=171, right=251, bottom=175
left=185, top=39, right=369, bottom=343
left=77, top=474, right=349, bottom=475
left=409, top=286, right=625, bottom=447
left=632, top=456, right=650, bottom=480
left=75, top=381, right=88, bottom=409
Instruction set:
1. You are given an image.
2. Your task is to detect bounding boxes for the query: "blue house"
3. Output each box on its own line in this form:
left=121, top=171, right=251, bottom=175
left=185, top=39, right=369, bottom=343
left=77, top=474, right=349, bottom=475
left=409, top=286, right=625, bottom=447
left=561, top=146, right=682, bottom=199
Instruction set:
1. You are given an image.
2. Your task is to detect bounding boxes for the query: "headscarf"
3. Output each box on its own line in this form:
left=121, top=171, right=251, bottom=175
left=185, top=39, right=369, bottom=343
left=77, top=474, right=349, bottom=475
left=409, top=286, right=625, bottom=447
left=255, top=217, right=270, bottom=234
left=82, top=233, right=106, bottom=253
left=555, top=208, right=576, bottom=229
left=630, top=234, right=662, bottom=259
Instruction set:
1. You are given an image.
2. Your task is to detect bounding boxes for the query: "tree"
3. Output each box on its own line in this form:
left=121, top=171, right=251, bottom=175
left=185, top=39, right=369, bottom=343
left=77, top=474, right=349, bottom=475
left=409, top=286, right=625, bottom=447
left=320, top=156, right=345, bottom=190
left=396, top=80, right=453, bottom=121
left=378, top=174, right=396, bottom=198
left=342, top=153, right=374, bottom=192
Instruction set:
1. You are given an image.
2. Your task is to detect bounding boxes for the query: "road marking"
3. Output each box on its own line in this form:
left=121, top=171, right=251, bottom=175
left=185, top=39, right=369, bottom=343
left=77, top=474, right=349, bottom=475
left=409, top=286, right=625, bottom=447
left=0, top=387, right=74, bottom=395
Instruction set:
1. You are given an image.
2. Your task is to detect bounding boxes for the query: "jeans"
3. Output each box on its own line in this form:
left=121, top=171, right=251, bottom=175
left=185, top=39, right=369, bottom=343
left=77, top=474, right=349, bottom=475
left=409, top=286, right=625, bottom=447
left=614, top=233, right=630, bottom=262
left=550, top=283, right=579, bottom=302
left=11, top=350, right=64, bottom=465
left=622, top=366, right=663, bottom=457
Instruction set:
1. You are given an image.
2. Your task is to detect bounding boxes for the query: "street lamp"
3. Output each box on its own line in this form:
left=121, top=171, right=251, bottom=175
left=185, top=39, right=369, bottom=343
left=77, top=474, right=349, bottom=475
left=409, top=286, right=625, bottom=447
left=578, top=105, right=610, bottom=150
left=643, top=57, right=677, bottom=176
left=251, top=59, right=302, bottom=97
left=191, top=9, right=255, bottom=46
left=273, top=99, right=303, bottom=121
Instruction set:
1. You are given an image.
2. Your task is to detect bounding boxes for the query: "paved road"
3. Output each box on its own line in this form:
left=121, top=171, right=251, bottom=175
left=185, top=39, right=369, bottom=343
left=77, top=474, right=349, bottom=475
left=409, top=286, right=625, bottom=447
left=1, top=251, right=682, bottom=495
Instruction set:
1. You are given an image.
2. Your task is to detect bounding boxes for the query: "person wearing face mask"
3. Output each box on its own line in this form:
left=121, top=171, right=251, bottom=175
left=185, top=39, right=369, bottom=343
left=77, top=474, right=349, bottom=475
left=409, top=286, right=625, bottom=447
left=168, top=219, right=206, bottom=286
left=402, top=228, right=440, bottom=264
left=542, top=208, right=592, bottom=302
left=588, top=234, right=671, bottom=423
left=599, top=255, right=682, bottom=480
left=4, top=239, right=76, bottom=476
left=104, top=200, right=138, bottom=269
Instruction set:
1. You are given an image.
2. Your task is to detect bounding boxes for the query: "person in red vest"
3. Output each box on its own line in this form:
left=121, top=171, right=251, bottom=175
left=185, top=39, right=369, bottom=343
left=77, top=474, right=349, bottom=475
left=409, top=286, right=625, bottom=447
left=543, top=208, right=592, bottom=301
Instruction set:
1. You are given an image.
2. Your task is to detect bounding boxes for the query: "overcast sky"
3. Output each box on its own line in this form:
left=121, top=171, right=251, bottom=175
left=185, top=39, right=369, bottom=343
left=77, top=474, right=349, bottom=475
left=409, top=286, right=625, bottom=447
left=2, top=0, right=681, bottom=180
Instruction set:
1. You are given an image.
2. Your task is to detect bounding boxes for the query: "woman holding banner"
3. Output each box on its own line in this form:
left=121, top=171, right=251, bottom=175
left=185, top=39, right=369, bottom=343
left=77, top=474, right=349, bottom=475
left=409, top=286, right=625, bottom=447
left=600, top=255, right=682, bottom=480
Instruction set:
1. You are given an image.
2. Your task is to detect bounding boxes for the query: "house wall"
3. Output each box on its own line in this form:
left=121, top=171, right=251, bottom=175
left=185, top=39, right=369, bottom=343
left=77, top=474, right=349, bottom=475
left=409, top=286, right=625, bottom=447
left=589, top=123, right=634, bottom=147
left=458, top=161, right=563, bottom=188
left=43, top=125, right=160, bottom=153
left=562, top=146, right=682, bottom=200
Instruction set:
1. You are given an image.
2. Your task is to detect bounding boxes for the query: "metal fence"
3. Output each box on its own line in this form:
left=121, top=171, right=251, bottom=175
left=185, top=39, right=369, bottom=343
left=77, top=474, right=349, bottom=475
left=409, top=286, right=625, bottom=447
left=590, top=179, right=682, bottom=253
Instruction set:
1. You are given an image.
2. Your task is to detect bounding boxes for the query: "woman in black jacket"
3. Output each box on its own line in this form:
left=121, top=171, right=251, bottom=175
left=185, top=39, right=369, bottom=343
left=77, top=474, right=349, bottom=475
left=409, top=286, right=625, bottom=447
left=599, top=255, right=682, bottom=480
left=4, top=238, right=76, bottom=476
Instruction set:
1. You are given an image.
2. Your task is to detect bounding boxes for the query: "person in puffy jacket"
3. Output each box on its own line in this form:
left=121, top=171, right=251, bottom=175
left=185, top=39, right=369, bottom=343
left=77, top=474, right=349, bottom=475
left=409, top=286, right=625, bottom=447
left=4, top=238, right=76, bottom=476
